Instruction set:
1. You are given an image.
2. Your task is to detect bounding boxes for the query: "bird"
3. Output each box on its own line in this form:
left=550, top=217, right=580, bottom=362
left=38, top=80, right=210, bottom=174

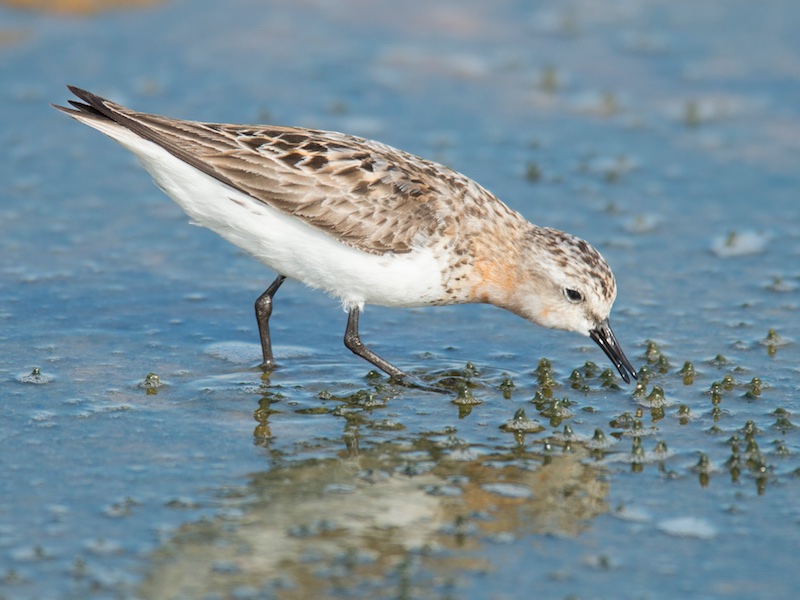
left=53, top=86, right=637, bottom=384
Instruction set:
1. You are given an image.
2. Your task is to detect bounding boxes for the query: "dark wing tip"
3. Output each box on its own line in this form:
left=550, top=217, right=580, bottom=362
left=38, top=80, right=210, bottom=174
left=66, top=85, right=98, bottom=104
left=53, top=86, right=116, bottom=120
left=50, top=102, right=71, bottom=113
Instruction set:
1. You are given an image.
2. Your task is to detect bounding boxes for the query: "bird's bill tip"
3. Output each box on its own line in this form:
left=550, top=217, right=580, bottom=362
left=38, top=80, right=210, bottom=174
left=589, top=319, right=637, bottom=384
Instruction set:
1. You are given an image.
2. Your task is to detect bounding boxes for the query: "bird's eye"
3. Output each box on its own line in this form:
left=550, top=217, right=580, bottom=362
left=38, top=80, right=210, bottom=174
left=564, top=288, right=583, bottom=303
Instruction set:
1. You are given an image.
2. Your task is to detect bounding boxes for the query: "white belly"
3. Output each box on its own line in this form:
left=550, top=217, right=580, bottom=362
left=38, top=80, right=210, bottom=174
left=88, top=121, right=448, bottom=309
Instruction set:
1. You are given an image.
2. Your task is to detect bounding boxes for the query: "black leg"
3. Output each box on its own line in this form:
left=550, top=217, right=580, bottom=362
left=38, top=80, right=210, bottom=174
left=343, top=306, right=408, bottom=379
left=255, top=275, right=286, bottom=370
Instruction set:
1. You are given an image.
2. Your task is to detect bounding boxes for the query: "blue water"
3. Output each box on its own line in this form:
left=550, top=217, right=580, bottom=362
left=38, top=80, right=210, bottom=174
left=1, top=1, right=799, bottom=598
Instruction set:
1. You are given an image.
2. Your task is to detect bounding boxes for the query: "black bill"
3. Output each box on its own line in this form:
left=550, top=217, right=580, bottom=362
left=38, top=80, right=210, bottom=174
left=589, top=318, right=637, bottom=384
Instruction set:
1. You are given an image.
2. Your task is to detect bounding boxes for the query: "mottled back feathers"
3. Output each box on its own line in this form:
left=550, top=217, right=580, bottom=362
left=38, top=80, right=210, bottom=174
left=58, top=87, right=505, bottom=255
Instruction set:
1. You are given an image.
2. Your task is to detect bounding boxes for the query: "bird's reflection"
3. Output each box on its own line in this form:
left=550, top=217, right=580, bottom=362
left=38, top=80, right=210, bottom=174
left=139, top=435, right=609, bottom=599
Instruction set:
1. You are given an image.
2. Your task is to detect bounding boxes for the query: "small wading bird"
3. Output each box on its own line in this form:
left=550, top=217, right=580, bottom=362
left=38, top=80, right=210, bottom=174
left=54, top=86, right=637, bottom=384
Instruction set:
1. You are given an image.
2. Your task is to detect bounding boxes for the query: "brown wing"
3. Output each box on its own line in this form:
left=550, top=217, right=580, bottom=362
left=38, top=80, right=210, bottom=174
left=59, top=87, right=474, bottom=255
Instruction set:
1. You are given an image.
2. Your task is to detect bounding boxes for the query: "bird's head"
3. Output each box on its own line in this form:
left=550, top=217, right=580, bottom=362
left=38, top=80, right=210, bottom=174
left=507, top=227, right=637, bottom=383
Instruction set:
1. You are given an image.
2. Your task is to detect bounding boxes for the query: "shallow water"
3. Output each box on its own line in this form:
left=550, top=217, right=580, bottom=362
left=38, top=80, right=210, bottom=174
left=1, top=1, right=799, bottom=599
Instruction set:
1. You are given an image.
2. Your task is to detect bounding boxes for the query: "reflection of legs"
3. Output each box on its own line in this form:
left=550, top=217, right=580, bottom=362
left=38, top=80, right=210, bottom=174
left=344, top=306, right=407, bottom=379
left=254, top=275, right=286, bottom=369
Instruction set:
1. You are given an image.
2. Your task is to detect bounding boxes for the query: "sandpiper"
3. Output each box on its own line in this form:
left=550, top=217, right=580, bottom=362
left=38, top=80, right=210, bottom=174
left=54, top=86, right=637, bottom=383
